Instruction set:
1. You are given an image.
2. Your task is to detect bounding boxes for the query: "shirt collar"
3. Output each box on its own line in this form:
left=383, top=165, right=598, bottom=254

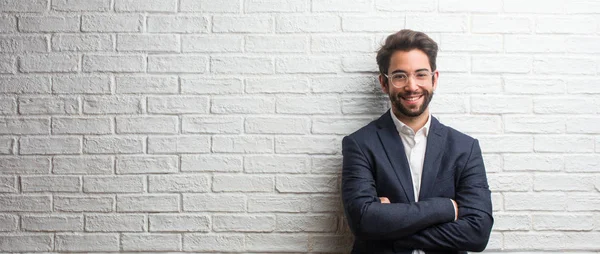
left=390, top=109, right=431, bottom=137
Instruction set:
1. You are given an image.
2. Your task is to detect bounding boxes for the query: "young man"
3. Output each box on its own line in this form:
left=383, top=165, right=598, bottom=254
left=341, top=29, right=493, bottom=253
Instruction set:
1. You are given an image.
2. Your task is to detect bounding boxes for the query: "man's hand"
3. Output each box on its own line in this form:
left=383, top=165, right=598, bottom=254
left=451, top=199, right=458, bottom=221
left=380, top=197, right=390, bottom=204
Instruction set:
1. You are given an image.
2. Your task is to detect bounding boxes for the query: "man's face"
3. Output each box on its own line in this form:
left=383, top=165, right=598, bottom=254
left=380, top=49, right=438, bottom=118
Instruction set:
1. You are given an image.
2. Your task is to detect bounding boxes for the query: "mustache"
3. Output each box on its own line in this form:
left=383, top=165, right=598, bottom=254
left=397, top=90, right=427, bottom=98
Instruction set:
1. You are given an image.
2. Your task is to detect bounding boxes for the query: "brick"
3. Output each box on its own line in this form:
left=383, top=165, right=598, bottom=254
left=18, top=15, right=79, bottom=32
left=437, top=54, right=469, bottom=73
left=84, top=136, right=144, bottom=154
left=311, top=35, right=373, bottom=53
left=116, top=155, right=178, bottom=174
left=244, top=155, right=310, bottom=173
left=440, top=0, right=501, bottom=12
left=246, top=0, right=308, bottom=12
left=566, top=36, right=600, bottom=53
left=82, top=14, right=143, bottom=32
left=0, top=35, right=47, bottom=53
left=311, top=76, right=377, bottom=94
left=277, top=214, right=337, bottom=232
left=0, top=55, right=16, bottom=74
left=567, top=117, right=600, bottom=134
left=429, top=95, right=468, bottom=113
left=0, top=234, right=52, bottom=252
left=442, top=34, right=502, bottom=52
left=18, top=96, right=78, bottom=115
left=504, top=77, right=565, bottom=94
left=505, top=35, right=565, bottom=53
left=184, top=234, right=244, bottom=252
left=184, top=194, right=246, bottom=212
left=53, top=156, right=113, bottom=174
left=565, top=155, right=600, bottom=172
left=472, top=15, right=532, bottom=33
left=245, top=116, right=309, bottom=134
left=212, top=136, right=273, bottom=153
left=567, top=0, right=600, bottom=13
left=52, top=117, right=112, bottom=134
left=276, top=56, right=338, bottom=74
left=182, top=35, right=242, bottom=52
left=493, top=213, right=531, bottom=231
left=342, top=54, right=378, bottom=72
left=537, top=16, right=596, bottom=34
left=504, top=154, right=563, bottom=172
left=533, top=214, right=594, bottom=230
left=0, top=214, right=18, bottom=231
left=21, top=176, right=80, bottom=192
left=478, top=135, right=533, bottom=153
left=181, top=154, right=243, bottom=172
left=535, top=174, right=594, bottom=191
left=149, top=214, right=209, bottom=232
left=180, top=0, right=241, bottom=12
left=568, top=193, right=600, bottom=211
left=504, top=232, right=564, bottom=250
left=54, top=195, right=113, bottom=212
left=83, top=54, right=145, bottom=72
left=85, top=215, right=145, bottom=232
left=277, top=96, right=339, bottom=114
left=375, top=0, right=435, bottom=11
left=52, top=0, right=110, bottom=11
left=246, top=35, right=307, bottom=53
left=0, top=137, right=13, bottom=154
left=487, top=173, right=531, bottom=192
left=313, top=0, right=371, bottom=12
left=148, top=96, right=208, bottom=114
left=311, top=155, right=343, bottom=174
left=406, top=14, right=467, bottom=32
left=341, top=95, right=389, bottom=114
left=0, top=76, right=50, bottom=94
left=116, top=116, right=178, bottom=134
left=0, top=195, right=51, bottom=212
left=214, top=215, right=274, bottom=232
left=0, top=176, right=17, bottom=193
left=0, top=0, right=47, bottom=12
left=148, top=135, right=210, bottom=154
left=504, top=116, right=565, bottom=134
left=248, top=195, right=310, bottom=212
left=246, top=77, right=310, bottom=94
left=84, top=175, right=144, bottom=193
left=149, top=174, right=210, bottom=192
left=116, top=76, right=178, bottom=94
left=504, top=0, right=564, bottom=13
left=534, top=57, right=596, bottom=74
left=148, top=15, right=209, bottom=33
left=117, top=194, right=179, bottom=212
left=535, top=135, right=594, bottom=153
left=20, top=54, right=78, bottom=73
left=471, top=95, right=532, bottom=114
left=0, top=15, right=16, bottom=33
left=53, top=76, right=111, bottom=94
left=276, top=15, right=341, bottom=33
left=534, top=97, right=598, bottom=114
left=56, top=233, right=119, bottom=252
left=19, top=136, right=80, bottom=155
left=246, top=234, right=308, bottom=252
left=472, top=55, right=531, bottom=73
left=22, top=215, right=83, bottom=232
left=117, top=34, right=179, bottom=52
left=115, top=0, right=177, bottom=12
left=213, top=16, right=272, bottom=33
left=213, top=175, right=273, bottom=192
left=181, top=77, right=241, bottom=94
left=505, top=193, right=567, bottom=211
left=310, top=195, right=342, bottom=212
left=0, top=96, right=16, bottom=114
left=83, top=96, right=142, bottom=114
left=211, top=96, right=274, bottom=114
left=0, top=117, right=49, bottom=135
left=182, top=116, right=242, bottom=134
left=429, top=115, right=502, bottom=134
left=311, top=235, right=354, bottom=252
left=148, top=55, right=208, bottom=73
left=342, top=16, right=405, bottom=32
left=491, top=193, right=503, bottom=211
left=211, top=56, right=272, bottom=74
left=0, top=156, right=50, bottom=174
left=276, top=175, right=338, bottom=193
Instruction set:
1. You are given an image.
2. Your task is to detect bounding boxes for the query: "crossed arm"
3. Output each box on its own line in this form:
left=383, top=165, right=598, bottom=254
left=341, top=136, right=493, bottom=252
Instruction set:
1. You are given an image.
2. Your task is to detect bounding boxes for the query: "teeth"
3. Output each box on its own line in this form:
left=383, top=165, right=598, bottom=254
left=404, top=96, right=420, bottom=101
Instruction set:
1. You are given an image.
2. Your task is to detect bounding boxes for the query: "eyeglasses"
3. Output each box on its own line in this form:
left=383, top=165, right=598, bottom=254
left=384, top=70, right=435, bottom=88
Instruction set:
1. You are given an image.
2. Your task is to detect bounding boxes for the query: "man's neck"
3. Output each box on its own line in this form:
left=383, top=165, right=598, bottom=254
left=392, top=108, right=430, bottom=132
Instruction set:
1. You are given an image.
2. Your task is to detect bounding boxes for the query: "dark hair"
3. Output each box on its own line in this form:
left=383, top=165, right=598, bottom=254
left=376, top=29, right=438, bottom=83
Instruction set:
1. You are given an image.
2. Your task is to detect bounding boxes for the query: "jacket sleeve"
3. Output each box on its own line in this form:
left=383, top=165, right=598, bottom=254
left=341, top=135, right=456, bottom=240
left=392, top=139, right=494, bottom=252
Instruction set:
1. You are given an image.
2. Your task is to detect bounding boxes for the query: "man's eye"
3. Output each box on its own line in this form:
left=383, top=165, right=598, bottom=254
left=394, top=75, right=407, bottom=80
left=416, top=73, right=428, bottom=78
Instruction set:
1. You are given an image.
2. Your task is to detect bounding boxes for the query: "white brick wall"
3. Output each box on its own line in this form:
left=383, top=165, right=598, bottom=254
left=0, top=0, right=599, bottom=253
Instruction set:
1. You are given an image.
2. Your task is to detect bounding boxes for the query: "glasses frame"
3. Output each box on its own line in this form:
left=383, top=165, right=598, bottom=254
left=384, top=70, right=436, bottom=88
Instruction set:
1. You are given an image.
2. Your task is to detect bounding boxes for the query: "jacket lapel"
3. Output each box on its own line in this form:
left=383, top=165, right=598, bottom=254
left=418, top=116, right=447, bottom=201
left=376, top=110, right=415, bottom=202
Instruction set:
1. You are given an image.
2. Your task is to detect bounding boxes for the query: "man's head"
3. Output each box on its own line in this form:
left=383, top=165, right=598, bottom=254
left=376, top=29, right=439, bottom=119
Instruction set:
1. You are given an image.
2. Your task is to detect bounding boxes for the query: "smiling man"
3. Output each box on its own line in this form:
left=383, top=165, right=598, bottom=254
left=341, top=29, right=493, bottom=253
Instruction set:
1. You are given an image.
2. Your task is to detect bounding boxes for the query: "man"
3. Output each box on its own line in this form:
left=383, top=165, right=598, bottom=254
left=341, top=29, right=493, bottom=253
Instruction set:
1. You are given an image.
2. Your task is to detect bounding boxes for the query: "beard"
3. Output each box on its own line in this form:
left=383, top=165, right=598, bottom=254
left=389, top=89, right=433, bottom=118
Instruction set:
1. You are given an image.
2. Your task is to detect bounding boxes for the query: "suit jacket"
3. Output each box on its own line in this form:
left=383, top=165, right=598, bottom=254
left=342, top=110, right=493, bottom=254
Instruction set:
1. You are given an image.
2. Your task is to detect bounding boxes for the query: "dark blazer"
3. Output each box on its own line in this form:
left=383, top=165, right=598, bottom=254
left=342, top=110, right=493, bottom=254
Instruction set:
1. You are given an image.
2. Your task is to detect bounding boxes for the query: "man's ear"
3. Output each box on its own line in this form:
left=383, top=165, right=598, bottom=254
left=378, top=74, right=388, bottom=94
left=432, top=70, right=439, bottom=92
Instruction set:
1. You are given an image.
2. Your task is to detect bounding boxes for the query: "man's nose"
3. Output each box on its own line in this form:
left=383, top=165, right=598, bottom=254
left=404, top=76, right=419, bottom=90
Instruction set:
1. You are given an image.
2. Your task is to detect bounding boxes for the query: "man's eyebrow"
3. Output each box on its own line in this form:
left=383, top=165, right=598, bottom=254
left=390, top=68, right=430, bottom=74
